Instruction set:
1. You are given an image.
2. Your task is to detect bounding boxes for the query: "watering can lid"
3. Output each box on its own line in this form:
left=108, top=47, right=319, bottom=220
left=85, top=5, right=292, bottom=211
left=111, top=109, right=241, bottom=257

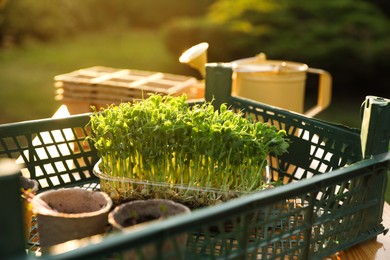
left=233, top=64, right=279, bottom=73
left=232, top=53, right=308, bottom=73
left=233, top=61, right=308, bottom=73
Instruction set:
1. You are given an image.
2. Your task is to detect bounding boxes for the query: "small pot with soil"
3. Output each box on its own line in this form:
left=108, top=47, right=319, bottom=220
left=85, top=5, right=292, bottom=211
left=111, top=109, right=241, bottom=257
left=109, top=199, right=191, bottom=259
left=32, top=188, right=112, bottom=248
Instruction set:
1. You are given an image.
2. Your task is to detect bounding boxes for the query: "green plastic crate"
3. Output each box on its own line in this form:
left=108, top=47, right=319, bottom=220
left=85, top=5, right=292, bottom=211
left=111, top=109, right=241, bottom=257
left=0, top=64, right=389, bottom=259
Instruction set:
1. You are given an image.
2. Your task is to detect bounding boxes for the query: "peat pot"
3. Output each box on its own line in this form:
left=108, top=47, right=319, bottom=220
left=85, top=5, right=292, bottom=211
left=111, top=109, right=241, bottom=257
left=32, top=188, right=112, bottom=248
left=109, top=199, right=191, bottom=259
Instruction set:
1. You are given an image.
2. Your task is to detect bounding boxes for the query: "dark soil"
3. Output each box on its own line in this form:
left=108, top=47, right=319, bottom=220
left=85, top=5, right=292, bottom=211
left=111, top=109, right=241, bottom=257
left=122, top=214, right=159, bottom=227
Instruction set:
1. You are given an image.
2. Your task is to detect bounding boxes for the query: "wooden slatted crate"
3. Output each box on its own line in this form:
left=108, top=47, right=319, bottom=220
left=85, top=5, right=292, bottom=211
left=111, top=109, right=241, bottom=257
left=54, top=66, right=203, bottom=114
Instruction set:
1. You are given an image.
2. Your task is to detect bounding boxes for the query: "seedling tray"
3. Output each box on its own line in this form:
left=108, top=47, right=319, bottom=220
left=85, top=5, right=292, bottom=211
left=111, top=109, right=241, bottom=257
left=0, top=64, right=389, bottom=259
left=54, top=66, right=202, bottom=114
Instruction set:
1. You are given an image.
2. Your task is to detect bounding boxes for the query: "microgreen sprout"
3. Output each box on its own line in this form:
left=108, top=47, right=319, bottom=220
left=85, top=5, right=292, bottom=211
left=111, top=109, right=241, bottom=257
left=89, top=94, right=289, bottom=207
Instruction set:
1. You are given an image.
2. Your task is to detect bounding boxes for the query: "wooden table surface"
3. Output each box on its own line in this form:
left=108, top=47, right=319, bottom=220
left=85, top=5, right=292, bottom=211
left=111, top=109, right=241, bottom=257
left=335, top=202, right=390, bottom=260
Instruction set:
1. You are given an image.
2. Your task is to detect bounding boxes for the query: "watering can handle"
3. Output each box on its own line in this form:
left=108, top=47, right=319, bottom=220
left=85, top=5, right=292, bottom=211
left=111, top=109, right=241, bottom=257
left=305, top=68, right=332, bottom=117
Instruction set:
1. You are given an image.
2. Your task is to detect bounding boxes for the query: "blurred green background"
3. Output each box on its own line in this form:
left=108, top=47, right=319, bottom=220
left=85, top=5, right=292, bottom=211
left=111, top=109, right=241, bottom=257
left=1, top=0, right=389, bottom=125
left=0, top=0, right=389, bottom=199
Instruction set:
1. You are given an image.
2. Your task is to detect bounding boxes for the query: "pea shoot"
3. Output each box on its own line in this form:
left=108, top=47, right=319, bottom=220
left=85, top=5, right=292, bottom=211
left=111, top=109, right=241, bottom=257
left=89, top=94, right=289, bottom=207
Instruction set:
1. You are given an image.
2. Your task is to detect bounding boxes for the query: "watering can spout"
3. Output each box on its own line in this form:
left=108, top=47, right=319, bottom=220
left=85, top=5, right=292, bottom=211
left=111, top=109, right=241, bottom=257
left=179, top=42, right=209, bottom=78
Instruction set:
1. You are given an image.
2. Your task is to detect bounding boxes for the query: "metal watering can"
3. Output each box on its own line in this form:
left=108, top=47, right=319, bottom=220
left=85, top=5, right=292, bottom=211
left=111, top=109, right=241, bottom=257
left=180, top=42, right=332, bottom=117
